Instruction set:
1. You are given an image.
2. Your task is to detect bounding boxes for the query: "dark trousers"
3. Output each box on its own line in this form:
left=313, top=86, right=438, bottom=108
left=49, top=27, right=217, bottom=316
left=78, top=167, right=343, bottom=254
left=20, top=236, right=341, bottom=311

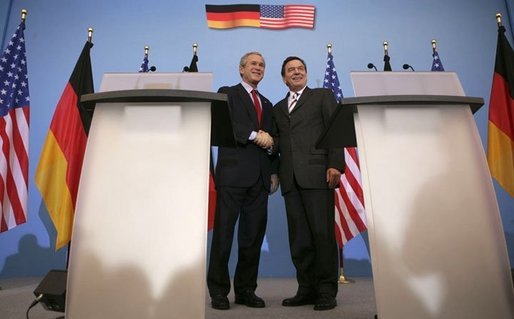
left=283, top=178, right=338, bottom=297
left=207, top=179, right=268, bottom=297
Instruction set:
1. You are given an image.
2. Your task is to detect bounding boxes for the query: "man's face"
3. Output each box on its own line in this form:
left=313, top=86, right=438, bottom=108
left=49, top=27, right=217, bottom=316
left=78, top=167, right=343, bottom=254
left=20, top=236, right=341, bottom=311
left=240, top=54, right=265, bottom=86
left=282, top=59, right=307, bottom=92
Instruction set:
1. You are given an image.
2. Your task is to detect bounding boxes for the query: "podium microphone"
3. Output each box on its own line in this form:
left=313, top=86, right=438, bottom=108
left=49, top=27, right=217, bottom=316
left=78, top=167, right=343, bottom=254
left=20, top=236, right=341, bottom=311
left=402, top=64, right=415, bottom=71
left=149, top=66, right=157, bottom=72
left=367, top=63, right=377, bottom=71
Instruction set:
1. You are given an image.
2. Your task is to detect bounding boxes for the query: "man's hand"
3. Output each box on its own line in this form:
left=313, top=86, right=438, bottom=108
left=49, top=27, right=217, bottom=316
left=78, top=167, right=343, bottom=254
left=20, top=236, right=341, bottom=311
left=270, top=174, right=279, bottom=194
left=326, top=168, right=341, bottom=188
left=255, top=130, right=274, bottom=149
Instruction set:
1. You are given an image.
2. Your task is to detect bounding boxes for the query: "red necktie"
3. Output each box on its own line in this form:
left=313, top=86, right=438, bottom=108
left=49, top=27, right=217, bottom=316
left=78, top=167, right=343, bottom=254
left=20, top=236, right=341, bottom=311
left=251, top=89, right=262, bottom=126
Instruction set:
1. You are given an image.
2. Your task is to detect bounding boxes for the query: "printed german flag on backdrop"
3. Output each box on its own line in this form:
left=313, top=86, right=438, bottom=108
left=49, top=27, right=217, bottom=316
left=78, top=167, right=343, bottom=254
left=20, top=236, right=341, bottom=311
left=35, top=41, right=94, bottom=250
left=487, top=24, right=514, bottom=197
left=205, top=4, right=315, bottom=29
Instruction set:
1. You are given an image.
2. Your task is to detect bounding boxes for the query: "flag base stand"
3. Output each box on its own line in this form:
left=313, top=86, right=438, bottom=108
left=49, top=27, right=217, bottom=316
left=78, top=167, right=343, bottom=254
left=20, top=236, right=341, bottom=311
left=338, top=275, right=355, bottom=284
left=338, top=269, right=355, bottom=284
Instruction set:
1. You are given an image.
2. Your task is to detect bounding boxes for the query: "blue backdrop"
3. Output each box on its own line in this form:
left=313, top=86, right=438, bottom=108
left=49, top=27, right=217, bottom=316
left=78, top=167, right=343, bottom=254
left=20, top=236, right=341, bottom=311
left=0, top=0, right=513, bottom=279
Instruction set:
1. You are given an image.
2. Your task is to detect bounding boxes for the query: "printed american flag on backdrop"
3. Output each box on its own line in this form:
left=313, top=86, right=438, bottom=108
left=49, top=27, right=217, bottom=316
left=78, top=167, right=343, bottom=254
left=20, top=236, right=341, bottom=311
left=323, top=52, right=367, bottom=247
left=0, top=21, right=30, bottom=232
left=260, top=5, right=315, bottom=29
left=431, top=49, right=445, bottom=71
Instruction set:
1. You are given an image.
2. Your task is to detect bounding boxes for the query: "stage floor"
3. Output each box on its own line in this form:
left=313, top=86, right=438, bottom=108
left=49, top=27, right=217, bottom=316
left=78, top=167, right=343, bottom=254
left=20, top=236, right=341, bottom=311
left=0, top=276, right=376, bottom=319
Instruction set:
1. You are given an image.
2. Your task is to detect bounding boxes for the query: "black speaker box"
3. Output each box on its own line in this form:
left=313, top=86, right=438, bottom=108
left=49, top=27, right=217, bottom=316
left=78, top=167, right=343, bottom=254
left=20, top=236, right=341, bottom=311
left=33, top=269, right=67, bottom=312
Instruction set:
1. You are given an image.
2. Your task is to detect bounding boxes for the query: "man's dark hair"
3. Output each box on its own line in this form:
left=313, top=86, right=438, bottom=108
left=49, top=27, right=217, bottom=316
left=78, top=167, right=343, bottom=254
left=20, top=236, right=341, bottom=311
left=281, top=56, right=307, bottom=77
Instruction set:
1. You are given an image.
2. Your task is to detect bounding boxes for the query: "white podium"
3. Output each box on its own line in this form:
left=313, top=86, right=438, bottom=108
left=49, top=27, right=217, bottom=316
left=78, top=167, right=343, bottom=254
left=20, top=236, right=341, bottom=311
left=319, top=72, right=514, bottom=319
left=65, top=73, right=233, bottom=319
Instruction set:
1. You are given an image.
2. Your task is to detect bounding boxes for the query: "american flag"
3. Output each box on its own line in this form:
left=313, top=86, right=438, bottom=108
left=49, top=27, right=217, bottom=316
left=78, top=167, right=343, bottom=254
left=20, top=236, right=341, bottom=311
left=431, top=49, right=445, bottom=71
left=323, top=52, right=367, bottom=247
left=260, top=5, right=315, bottom=29
left=0, top=21, right=30, bottom=232
left=139, top=55, right=149, bottom=72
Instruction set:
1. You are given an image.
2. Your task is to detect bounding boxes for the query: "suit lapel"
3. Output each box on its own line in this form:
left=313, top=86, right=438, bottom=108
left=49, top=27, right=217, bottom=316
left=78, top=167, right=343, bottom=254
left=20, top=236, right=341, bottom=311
left=278, top=93, right=290, bottom=117
left=291, top=87, right=311, bottom=112
left=236, top=84, right=259, bottom=126
left=259, top=92, right=272, bottom=126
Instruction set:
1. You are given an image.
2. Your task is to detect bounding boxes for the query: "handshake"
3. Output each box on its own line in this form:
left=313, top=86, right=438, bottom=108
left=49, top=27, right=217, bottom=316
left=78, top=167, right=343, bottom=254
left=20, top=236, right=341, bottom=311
left=254, top=130, right=274, bottom=149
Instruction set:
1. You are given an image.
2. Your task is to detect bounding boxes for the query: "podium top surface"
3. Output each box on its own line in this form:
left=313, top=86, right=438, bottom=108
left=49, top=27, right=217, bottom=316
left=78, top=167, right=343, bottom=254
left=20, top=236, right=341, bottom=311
left=340, top=94, right=484, bottom=114
left=80, top=89, right=235, bottom=147
left=317, top=72, right=485, bottom=149
left=99, top=72, right=213, bottom=92
left=350, top=71, right=466, bottom=96
left=80, top=89, right=227, bottom=109
left=81, top=73, right=235, bottom=147
left=316, top=94, right=484, bottom=149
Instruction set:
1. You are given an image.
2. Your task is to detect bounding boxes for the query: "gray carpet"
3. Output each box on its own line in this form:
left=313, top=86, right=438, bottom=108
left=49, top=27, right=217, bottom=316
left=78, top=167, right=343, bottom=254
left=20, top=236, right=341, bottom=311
left=0, top=276, right=376, bottom=319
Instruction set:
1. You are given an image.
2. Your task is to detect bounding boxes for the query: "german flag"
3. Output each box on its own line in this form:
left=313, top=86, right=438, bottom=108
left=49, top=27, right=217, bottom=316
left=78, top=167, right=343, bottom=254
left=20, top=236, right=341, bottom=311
left=487, top=24, right=514, bottom=197
left=206, top=4, right=260, bottom=29
left=35, top=41, right=94, bottom=250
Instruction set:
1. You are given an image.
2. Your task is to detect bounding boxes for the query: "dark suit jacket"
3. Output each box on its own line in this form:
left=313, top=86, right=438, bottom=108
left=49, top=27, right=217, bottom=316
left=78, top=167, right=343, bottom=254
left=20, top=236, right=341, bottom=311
left=272, top=87, right=345, bottom=194
left=215, top=83, right=276, bottom=191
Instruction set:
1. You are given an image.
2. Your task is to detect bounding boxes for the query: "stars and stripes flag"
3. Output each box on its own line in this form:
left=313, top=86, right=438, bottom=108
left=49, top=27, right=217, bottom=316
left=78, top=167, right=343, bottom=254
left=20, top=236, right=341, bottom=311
left=260, top=4, right=315, bottom=29
left=0, top=21, right=30, bottom=232
left=487, top=23, right=514, bottom=197
left=139, top=55, right=149, bottom=72
left=323, top=52, right=367, bottom=247
left=205, top=4, right=315, bottom=29
left=35, top=41, right=94, bottom=249
left=431, top=49, right=445, bottom=71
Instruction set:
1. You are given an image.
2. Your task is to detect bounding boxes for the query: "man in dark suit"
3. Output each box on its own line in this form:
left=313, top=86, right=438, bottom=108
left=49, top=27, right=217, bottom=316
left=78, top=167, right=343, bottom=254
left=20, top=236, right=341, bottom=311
left=207, top=52, right=278, bottom=310
left=272, top=56, right=344, bottom=311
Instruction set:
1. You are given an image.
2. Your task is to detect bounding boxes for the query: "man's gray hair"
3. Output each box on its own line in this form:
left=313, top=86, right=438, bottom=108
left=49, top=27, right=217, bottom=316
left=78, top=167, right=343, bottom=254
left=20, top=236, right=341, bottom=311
left=240, top=51, right=265, bottom=68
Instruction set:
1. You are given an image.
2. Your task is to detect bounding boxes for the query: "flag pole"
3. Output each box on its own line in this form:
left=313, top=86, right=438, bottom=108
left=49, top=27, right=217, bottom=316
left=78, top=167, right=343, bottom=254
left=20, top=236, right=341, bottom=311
left=65, top=26, right=94, bottom=270
left=383, top=40, right=392, bottom=71
left=139, top=45, right=152, bottom=72
left=0, top=8, right=29, bottom=292
left=327, top=42, right=355, bottom=285
left=338, top=247, right=355, bottom=284
left=21, top=9, right=27, bottom=22
left=144, top=45, right=149, bottom=70
left=496, top=12, right=502, bottom=28
left=87, top=27, right=93, bottom=43
left=184, top=43, right=199, bottom=72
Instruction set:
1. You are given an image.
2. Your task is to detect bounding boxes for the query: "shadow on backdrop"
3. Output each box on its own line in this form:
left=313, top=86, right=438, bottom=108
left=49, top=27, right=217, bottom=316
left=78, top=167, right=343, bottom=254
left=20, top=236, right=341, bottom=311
left=0, top=202, right=67, bottom=278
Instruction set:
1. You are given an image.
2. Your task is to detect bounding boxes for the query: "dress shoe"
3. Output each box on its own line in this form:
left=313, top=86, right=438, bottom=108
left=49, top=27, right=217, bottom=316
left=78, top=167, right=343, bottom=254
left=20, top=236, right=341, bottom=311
left=313, top=294, right=337, bottom=311
left=211, top=294, right=229, bottom=310
left=282, top=293, right=317, bottom=306
left=234, top=290, right=265, bottom=308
